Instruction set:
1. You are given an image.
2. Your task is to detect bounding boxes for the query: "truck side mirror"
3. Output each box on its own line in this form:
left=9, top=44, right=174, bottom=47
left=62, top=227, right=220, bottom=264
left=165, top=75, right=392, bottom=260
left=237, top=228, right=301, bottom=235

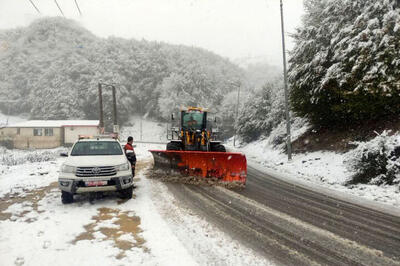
left=214, top=117, right=217, bottom=123
left=171, top=114, right=174, bottom=121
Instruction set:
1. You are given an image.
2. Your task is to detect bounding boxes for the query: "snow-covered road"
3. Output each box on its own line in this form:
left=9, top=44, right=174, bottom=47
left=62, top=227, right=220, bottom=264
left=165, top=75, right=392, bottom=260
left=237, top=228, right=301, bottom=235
left=227, top=139, right=400, bottom=208
left=0, top=143, right=268, bottom=266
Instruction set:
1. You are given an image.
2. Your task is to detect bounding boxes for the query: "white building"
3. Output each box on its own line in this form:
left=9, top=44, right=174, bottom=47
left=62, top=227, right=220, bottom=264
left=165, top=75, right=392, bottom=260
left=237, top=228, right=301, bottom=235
left=0, top=120, right=99, bottom=149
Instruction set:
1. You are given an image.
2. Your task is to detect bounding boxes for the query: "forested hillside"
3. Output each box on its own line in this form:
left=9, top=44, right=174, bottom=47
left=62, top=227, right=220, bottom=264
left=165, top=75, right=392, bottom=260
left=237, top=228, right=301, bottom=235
left=0, top=17, right=244, bottom=128
left=236, top=0, right=400, bottom=145
left=289, top=0, right=400, bottom=127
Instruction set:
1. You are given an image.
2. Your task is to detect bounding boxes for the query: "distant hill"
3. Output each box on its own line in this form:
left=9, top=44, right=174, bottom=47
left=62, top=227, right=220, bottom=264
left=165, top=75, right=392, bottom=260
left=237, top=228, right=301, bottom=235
left=0, top=17, right=245, bottom=127
left=244, top=63, right=281, bottom=90
left=234, top=56, right=281, bottom=90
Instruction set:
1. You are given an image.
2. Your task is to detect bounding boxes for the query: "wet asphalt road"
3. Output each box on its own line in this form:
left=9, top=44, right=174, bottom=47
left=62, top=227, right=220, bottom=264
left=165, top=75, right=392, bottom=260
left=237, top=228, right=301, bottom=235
left=165, top=165, right=400, bottom=266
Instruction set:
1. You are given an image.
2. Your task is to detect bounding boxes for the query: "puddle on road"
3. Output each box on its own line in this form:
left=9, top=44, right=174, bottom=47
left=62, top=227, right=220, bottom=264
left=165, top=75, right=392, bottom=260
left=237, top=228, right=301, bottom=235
left=72, top=207, right=148, bottom=259
left=0, top=182, right=58, bottom=222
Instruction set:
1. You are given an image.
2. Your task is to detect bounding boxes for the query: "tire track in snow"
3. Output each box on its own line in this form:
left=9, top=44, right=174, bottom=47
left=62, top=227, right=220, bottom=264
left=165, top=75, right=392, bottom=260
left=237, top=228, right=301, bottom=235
left=159, top=165, right=400, bottom=265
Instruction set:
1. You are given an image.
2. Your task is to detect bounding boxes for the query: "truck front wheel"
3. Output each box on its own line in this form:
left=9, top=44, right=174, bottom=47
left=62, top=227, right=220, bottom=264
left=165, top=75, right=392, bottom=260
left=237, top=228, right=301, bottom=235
left=61, top=191, right=74, bottom=204
left=120, top=186, right=133, bottom=199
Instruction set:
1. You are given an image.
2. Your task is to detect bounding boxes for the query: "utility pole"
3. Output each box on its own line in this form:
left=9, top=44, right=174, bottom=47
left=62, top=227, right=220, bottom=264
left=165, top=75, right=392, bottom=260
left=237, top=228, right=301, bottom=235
left=98, top=82, right=119, bottom=136
left=233, top=82, right=241, bottom=147
left=111, top=85, right=119, bottom=135
left=280, top=0, right=292, bottom=160
left=98, top=83, right=104, bottom=133
left=140, top=100, right=143, bottom=141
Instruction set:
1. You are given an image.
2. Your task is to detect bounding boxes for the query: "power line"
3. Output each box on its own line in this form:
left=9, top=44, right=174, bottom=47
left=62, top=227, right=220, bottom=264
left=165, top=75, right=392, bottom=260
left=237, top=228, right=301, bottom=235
left=54, top=0, right=65, bottom=17
left=74, top=0, right=82, bottom=16
left=28, top=0, right=41, bottom=14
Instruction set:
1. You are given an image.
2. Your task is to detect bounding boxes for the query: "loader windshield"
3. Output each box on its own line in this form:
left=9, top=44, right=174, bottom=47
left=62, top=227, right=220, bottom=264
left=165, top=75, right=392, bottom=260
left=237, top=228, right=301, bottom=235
left=182, top=112, right=204, bottom=130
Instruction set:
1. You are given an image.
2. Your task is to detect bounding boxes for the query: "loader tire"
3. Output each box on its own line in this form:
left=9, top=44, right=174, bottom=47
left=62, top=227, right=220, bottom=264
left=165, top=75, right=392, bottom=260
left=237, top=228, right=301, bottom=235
left=212, top=144, right=226, bottom=152
left=167, top=142, right=181, bottom=151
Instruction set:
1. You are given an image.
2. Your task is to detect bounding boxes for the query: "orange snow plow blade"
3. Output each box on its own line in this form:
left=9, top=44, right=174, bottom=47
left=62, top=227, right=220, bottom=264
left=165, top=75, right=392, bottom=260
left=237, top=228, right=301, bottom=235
left=149, top=150, right=247, bottom=184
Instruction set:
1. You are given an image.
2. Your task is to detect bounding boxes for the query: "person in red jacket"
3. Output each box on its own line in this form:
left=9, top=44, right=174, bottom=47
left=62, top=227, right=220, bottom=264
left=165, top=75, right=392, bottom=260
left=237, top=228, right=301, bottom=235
left=124, top=136, right=136, bottom=177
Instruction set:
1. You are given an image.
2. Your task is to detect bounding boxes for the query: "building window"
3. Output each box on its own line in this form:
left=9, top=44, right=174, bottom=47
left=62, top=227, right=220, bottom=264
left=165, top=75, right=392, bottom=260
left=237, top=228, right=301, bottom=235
left=45, top=128, right=53, bottom=136
left=33, top=128, right=43, bottom=136
left=17, top=128, right=20, bottom=135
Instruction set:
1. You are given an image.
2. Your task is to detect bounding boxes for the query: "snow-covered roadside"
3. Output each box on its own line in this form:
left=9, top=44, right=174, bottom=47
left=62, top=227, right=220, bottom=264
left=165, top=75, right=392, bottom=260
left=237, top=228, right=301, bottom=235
left=120, top=116, right=168, bottom=143
left=0, top=148, right=66, bottom=197
left=0, top=145, right=196, bottom=265
left=0, top=143, right=270, bottom=265
left=228, top=139, right=400, bottom=208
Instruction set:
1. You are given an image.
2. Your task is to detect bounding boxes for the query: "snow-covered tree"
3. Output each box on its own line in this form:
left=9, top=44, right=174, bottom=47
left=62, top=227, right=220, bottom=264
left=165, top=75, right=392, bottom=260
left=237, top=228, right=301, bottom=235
left=289, top=0, right=400, bottom=126
left=0, top=17, right=244, bottom=126
left=236, top=81, right=285, bottom=143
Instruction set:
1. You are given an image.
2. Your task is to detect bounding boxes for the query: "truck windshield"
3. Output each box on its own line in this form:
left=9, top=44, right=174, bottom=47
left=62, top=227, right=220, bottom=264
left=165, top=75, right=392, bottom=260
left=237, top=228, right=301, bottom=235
left=182, top=112, right=204, bottom=130
left=71, top=141, right=123, bottom=156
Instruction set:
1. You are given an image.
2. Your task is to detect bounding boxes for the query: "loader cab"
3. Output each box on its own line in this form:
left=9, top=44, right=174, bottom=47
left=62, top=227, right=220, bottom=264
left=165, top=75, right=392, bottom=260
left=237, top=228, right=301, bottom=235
left=181, top=109, right=207, bottom=131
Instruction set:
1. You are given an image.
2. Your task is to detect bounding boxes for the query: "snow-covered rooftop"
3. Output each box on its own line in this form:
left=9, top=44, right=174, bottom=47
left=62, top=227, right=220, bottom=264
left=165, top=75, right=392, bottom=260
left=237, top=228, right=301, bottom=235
left=5, top=120, right=99, bottom=128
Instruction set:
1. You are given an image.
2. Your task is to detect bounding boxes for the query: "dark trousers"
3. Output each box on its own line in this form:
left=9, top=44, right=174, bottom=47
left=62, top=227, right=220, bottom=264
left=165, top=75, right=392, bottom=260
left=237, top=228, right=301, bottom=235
left=131, top=164, right=136, bottom=177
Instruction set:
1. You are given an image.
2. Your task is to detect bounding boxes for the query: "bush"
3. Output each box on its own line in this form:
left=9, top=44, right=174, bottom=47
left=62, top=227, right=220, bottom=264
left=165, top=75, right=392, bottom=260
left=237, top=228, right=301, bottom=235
left=0, top=147, right=64, bottom=166
left=0, top=139, right=14, bottom=149
left=344, top=131, right=400, bottom=185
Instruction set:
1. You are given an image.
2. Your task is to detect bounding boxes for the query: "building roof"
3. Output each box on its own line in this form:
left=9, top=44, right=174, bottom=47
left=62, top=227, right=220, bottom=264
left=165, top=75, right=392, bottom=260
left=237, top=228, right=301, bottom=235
left=77, top=138, right=120, bottom=142
left=5, top=120, right=99, bottom=128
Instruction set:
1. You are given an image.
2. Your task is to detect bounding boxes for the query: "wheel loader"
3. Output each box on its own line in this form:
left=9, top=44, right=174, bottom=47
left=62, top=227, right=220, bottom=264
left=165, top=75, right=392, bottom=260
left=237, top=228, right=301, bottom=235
left=150, top=107, right=247, bottom=184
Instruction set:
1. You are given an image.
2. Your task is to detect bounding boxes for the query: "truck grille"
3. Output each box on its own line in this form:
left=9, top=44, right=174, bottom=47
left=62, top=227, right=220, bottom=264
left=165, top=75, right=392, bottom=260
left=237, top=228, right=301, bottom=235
left=75, top=166, right=117, bottom=177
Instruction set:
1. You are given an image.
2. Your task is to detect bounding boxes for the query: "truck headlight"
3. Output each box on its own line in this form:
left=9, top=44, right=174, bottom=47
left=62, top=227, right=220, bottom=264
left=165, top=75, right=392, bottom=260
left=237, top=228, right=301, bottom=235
left=61, top=164, right=76, bottom=173
left=117, top=162, right=130, bottom=171
left=59, top=180, right=70, bottom=186
left=122, top=176, right=132, bottom=184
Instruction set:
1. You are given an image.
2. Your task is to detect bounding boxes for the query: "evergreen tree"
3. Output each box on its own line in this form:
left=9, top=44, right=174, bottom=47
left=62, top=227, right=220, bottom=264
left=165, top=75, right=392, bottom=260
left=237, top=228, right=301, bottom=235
left=289, top=0, right=400, bottom=126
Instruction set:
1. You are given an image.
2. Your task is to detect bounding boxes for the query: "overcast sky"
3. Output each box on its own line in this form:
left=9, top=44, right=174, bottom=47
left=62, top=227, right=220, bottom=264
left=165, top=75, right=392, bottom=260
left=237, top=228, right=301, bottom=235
left=0, top=0, right=304, bottom=66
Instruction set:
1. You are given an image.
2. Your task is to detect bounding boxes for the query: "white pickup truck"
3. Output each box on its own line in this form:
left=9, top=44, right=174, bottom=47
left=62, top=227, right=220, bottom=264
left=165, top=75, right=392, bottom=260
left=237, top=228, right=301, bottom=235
left=58, top=137, right=134, bottom=204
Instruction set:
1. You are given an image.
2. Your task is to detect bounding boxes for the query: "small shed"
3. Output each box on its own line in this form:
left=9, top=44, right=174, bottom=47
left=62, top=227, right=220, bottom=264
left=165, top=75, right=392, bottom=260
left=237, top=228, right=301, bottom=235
left=0, top=120, right=99, bottom=149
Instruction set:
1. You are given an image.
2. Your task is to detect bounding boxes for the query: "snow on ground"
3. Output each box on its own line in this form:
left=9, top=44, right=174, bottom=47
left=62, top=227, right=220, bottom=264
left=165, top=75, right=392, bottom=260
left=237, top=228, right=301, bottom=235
left=0, top=147, right=66, bottom=197
left=120, top=116, right=168, bottom=143
left=227, top=139, right=400, bottom=208
left=148, top=170, right=270, bottom=266
left=0, top=111, right=27, bottom=127
left=0, top=140, right=269, bottom=265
